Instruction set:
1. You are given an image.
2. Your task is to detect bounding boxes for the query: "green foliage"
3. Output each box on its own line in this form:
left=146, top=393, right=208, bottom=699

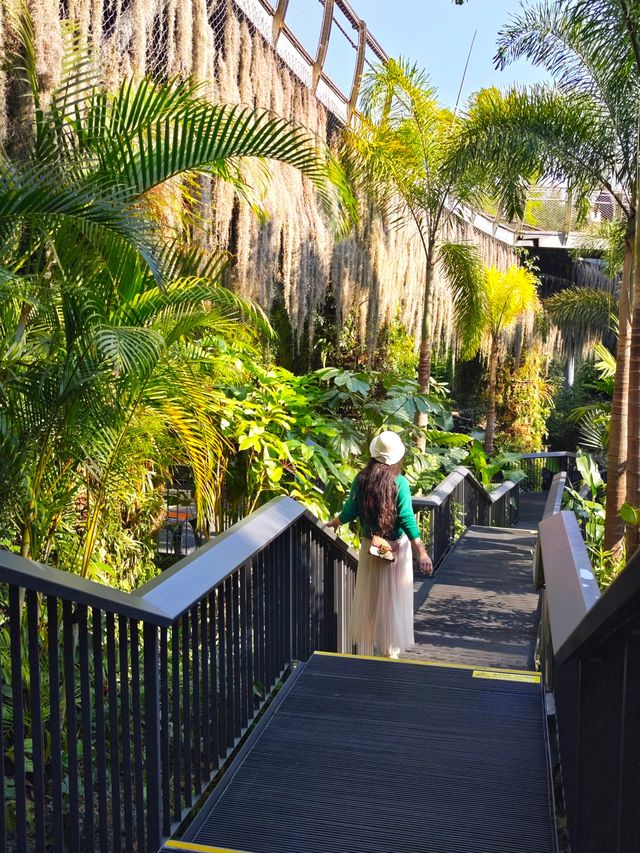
left=563, top=451, right=622, bottom=586
left=563, top=343, right=615, bottom=455
left=213, top=362, right=467, bottom=551
left=373, top=318, right=419, bottom=381
left=0, top=10, right=354, bottom=586
left=463, top=441, right=526, bottom=488
left=546, top=358, right=611, bottom=452
left=496, top=348, right=553, bottom=452
left=619, top=502, right=640, bottom=526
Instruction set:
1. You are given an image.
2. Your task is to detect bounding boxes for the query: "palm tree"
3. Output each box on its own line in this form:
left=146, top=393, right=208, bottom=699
left=0, top=11, right=354, bottom=577
left=343, top=59, right=484, bottom=423
left=450, top=0, right=640, bottom=554
left=456, top=265, right=540, bottom=454
left=544, top=286, right=618, bottom=386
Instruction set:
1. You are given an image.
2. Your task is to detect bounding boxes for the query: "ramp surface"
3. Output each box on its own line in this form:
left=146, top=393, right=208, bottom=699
left=517, top=492, right=548, bottom=529
left=406, top=526, right=539, bottom=670
left=170, top=652, right=555, bottom=853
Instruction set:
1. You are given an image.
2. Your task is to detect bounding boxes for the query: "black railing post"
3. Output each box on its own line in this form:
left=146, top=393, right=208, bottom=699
left=143, top=622, right=162, bottom=852
left=288, top=524, right=295, bottom=663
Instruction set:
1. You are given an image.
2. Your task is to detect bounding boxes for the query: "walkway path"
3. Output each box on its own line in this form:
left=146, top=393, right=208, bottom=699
left=163, top=492, right=555, bottom=853
left=169, top=653, right=555, bottom=853
left=406, top=526, right=539, bottom=669
left=516, top=491, right=547, bottom=530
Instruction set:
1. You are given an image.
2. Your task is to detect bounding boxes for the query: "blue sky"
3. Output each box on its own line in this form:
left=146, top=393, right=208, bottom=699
left=354, top=0, right=549, bottom=108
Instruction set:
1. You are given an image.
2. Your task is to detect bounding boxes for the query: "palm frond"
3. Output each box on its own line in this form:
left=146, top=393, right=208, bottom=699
left=545, top=286, right=616, bottom=350
left=94, top=326, right=165, bottom=377
left=495, top=0, right=639, bottom=149
left=451, top=85, right=627, bottom=222
left=593, top=340, right=616, bottom=379
left=438, top=241, right=485, bottom=358
left=90, top=99, right=356, bottom=236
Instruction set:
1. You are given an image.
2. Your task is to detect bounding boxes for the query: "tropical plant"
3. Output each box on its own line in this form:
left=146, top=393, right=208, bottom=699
left=450, top=0, right=640, bottom=554
left=563, top=450, right=622, bottom=585
left=495, top=347, right=553, bottom=453
left=565, top=343, right=615, bottom=454
left=343, top=58, right=485, bottom=419
left=544, top=287, right=617, bottom=387
left=215, top=363, right=467, bottom=551
left=0, top=11, right=354, bottom=581
left=456, top=264, right=540, bottom=453
left=464, top=440, right=525, bottom=489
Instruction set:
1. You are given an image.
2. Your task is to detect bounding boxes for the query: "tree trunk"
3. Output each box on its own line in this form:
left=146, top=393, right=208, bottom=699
left=626, top=201, right=640, bottom=556
left=564, top=345, right=575, bottom=389
left=604, top=226, right=633, bottom=554
left=417, top=252, right=435, bottom=395
left=484, top=336, right=499, bottom=455
left=416, top=250, right=435, bottom=448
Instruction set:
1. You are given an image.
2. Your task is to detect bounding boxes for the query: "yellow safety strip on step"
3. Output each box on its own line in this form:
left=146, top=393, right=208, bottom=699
left=473, top=669, right=540, bottom=684
left=315, top=650, right=539, bottom=678
left=164, top=841, right=253, bottom=853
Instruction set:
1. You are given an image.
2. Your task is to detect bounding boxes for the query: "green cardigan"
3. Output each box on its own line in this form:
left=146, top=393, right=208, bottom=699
left=338, top=473, right=420, bottom=541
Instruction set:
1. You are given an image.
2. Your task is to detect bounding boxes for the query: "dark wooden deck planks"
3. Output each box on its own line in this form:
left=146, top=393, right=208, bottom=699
left=178, top=654, right=555, bottom=853
left=406, top=525, right=539, bottom=670
left=516, top=491, right=548, bottom=530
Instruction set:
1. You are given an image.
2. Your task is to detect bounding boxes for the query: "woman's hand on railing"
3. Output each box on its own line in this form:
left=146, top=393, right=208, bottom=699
left=412, top=539, right=433, bottom=576
left=324, top=517, right=341, bottom=531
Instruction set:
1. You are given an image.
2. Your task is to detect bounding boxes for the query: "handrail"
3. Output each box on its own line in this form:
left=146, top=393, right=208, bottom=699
left=0, top=495, right=359, bottom=852
left=411, top=465, right=521, bottom=568
left=554, top=544, right=640, bottom=665
left=412, top=465, right=518, bottom=511
left=0, top=498, right=357, bottom=630
left=536, top=482, right=640, bottom=850
left=487, top=479, right=517, bottom=502
left=543, top=471, right=567, bottom=519
left=136, top=498, right=306, bottom=624
left=533, top=471, right=568, bottom=588
left=538, top=511, right=600, bottom=660
left=0, top=548, right=170, bottom=624
left=520, top=451, right=577, bottom=459
left=519, top=450, right=579, bottom=493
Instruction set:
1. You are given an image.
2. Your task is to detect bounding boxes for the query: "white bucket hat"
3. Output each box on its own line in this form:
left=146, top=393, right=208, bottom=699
left=369, top=431, right=405, bottom=466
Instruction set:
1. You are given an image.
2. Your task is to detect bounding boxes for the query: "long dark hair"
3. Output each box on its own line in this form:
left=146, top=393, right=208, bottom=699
left=356, top=458, right=401, bottom=538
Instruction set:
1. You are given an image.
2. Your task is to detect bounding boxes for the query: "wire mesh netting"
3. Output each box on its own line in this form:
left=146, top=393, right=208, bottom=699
left=55, top=0, right=384, bottom=123
left=323, top=2, right=358, bottom=99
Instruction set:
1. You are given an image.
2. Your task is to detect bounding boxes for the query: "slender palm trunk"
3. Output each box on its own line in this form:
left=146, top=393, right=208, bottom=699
left=416, top=250, right=435, bottom=450
left=484, top=336, right=499, bottom=455
left=417, top=250, right=435, bottom=397
left=604, top=227, right=633, bottom=554
left=626, top=200, right=640, bottom=556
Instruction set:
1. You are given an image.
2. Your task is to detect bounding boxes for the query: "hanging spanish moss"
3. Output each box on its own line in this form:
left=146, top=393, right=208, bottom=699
left=6, top=0, right=518, bottom=355
left=0, top=2, right=5, bottom=145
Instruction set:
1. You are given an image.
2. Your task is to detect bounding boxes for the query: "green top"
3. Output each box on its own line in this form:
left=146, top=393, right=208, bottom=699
left=338, top=473, right=420, bottom=541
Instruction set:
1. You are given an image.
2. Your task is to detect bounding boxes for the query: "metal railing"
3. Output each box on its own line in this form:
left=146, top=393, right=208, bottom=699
left=537, top=495, right=640, bottom=851
left=0, top=453, right=579, bottom=852
left=519, top=451, right=578, bottom=492
left=412, top=466, right=520, bottom=568
left=244, top=0, right=387, bottom=123
left=0, top=498, right=357, bottom=853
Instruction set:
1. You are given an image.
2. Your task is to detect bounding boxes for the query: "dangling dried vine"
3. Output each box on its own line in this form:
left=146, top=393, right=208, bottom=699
left=4, top=0, right=517, bottom=353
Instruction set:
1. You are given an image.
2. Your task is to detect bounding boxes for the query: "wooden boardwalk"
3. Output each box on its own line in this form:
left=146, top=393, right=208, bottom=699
left=516, top=491, right=547, bottom=530
left=405, top=525, right=539, bottom=670
left=172, top=654, right=555, bottom=853
left=165, top=492, right=556, bottom=853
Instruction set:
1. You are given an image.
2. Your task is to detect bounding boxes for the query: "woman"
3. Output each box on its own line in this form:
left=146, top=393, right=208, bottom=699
left=326, top=431, right=432, bottom=659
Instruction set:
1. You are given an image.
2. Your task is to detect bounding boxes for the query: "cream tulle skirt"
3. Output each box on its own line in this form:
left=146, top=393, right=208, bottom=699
left=350, top=536, right=414, bottom=657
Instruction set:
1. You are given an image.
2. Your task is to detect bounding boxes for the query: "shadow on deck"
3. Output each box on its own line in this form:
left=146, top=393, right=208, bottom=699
left=407, top=525, right=539, bottom=670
